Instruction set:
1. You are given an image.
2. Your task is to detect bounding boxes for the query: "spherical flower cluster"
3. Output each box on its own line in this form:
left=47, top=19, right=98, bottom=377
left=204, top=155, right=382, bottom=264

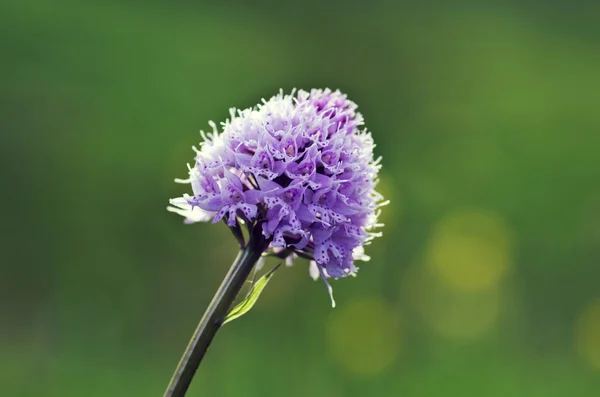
left=168, top=89, right=385, bottom=305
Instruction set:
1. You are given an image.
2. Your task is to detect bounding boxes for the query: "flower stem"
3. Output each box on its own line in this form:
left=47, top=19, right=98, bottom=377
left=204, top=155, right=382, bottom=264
left=164, top=233, right=267, bottom=397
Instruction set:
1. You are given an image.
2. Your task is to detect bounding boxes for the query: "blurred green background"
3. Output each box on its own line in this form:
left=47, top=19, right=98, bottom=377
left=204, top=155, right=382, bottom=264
left=2, top=1, right=600, bottom=396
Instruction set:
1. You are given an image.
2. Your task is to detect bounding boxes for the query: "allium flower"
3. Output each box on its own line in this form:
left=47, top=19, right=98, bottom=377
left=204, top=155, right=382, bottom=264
left=168, top=89, right=385, bottom=306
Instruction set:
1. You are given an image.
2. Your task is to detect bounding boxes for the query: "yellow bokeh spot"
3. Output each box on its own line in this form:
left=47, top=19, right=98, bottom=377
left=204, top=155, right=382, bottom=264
left=327, top=298, right=401, bottom=375
left=575, top=298, right=600, bottom=371
left=421, top=284, right=501, bottom=340
left=405, top=263, right=502, bottom=340
left=426, top=209, right=513, bottom=292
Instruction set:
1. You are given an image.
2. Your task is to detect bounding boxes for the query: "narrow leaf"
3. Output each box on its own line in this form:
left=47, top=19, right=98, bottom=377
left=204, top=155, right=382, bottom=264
left=223, top=263, right=281, bottom=325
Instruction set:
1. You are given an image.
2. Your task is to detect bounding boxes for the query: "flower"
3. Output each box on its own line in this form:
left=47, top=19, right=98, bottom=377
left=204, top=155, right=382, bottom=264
left=168, top=89, right=386, bottom=306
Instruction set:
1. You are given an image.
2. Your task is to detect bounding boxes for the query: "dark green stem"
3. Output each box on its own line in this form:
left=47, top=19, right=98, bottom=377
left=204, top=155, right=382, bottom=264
left=164, top=231, right=267, bottom=397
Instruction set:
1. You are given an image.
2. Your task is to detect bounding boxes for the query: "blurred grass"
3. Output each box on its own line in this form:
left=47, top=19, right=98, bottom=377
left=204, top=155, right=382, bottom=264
left=1, top=0, right=600, bottom=396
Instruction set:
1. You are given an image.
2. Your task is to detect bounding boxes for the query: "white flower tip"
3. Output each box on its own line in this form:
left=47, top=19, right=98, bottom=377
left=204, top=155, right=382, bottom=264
left=285, top=253, right=296, bottom=267
left=352, top=246, right=371, bottom=262
left=167, top=197, right=214, bottom=223
left=309, top=261, right=320, bottom=281
left=327, top=284, right=336, bottom=308
left=313, top=262, right=336, bottom=308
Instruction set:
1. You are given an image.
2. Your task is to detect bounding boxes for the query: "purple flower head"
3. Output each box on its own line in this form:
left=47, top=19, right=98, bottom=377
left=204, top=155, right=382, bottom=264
left=168, top=89, right=386, bottom=306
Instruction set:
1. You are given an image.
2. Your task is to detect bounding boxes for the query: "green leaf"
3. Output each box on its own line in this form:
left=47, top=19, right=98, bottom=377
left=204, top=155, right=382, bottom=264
left=223, top=263, right=281, bottom=325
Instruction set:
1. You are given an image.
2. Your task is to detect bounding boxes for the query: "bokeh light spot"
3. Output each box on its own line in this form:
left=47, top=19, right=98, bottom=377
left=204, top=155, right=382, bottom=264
left=405, top=264, right=502, bottom=340
left=575, top=298, right=600, bottom=372
left=327, top=298, right=400, bottom=375
left=426, top=209, right=513, bottom=292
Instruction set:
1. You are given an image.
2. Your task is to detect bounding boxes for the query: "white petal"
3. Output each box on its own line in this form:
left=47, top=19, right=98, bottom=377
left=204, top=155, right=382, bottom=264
left=326, top=282, right=336, bottom=308
left=285, top=253, right=296, bottom=267
left=352, top=245, right=371, bottom=262
left=309, top=260, right=320, bottom=281
left=167, top=197, right=214, bottom=223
